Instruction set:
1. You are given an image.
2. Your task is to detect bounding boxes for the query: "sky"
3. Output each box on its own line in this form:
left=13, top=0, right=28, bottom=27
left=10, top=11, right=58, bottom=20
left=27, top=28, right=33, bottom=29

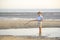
left=0, top=0, right=60, bottom=9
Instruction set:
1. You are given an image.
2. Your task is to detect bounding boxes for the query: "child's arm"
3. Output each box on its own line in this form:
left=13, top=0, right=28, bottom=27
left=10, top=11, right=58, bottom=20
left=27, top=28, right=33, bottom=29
left=24, top=16, right=43, bottom=25
left=24, top=19, right=38, bottom=25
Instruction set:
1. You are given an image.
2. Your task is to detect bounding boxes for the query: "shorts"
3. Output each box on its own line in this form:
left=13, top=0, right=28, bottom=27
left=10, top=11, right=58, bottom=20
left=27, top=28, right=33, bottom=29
left=37, top=21, right=41, bottom=27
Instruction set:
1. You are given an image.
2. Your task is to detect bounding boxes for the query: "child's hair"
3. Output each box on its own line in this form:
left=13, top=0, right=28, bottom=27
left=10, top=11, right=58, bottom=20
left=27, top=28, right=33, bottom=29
left=37, top=11, right=42, bottom=14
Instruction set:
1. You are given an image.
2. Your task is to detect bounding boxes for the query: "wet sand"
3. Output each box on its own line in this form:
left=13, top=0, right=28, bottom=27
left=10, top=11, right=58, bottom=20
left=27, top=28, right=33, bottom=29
left=0, top=36, right=59, bottom=40
left=0, top=19, right=60, bottom=29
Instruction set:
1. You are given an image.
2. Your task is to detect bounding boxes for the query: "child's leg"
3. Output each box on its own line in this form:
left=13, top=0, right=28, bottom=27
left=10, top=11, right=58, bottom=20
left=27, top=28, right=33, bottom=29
left=37, top=21, right=41, bottom=36
left=39, top=22, right=42, bottom=36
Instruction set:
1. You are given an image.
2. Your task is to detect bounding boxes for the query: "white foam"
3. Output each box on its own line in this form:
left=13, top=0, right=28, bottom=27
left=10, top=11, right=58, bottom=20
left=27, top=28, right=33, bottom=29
left=42, top=28, right=60, bottom=37
left=0, top=28, right=60, bottom=37
left=0, top=28, right=39, bottom=36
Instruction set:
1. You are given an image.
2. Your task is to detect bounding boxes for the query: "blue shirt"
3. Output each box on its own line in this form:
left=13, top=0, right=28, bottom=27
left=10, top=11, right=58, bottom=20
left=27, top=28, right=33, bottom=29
left=37, top=16, right=43, bottom=21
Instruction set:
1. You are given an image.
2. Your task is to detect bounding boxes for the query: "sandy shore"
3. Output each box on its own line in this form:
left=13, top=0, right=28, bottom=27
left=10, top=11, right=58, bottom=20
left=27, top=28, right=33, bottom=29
left=0, top=19, right=60, bottom=29
left=0, top=19, right=60, bottom=40
left=0, top=36, right=59, bottom=40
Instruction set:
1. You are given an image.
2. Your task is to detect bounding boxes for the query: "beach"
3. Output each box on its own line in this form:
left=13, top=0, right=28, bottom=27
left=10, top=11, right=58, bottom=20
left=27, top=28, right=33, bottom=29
left=0, top=19, right=60, bottom=40
left=0, top=19, right=60, bottom=28
left=0, top=12, right=60, bottom=40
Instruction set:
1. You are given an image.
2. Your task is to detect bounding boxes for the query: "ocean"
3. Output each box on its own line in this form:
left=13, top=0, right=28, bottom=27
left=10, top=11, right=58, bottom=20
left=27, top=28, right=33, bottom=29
left=0, top=12, right=60, bottom=19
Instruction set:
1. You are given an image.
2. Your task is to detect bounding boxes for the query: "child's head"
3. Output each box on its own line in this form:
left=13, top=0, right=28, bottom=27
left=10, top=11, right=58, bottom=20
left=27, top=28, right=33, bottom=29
left=37, top=11, right=42, bottom=16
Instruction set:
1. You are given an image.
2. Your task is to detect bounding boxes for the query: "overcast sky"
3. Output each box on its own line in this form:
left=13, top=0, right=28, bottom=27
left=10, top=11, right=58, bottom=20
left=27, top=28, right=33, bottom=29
left=0, top=0, right=60, bottom=9
left=0, top=0, right=60, bottom=12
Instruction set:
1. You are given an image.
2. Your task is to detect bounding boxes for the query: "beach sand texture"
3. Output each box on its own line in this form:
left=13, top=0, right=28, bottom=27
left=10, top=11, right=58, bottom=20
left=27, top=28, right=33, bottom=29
left=0, top=19, right=60, bottom=28
left=0, top=36, right=59, bottom=40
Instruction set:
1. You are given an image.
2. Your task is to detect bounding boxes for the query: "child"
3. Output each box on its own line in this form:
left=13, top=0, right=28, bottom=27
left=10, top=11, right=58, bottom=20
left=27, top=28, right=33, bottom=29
left=37, top=11, right=43, bottom=36
left=24, top=11, right=43, bottom=36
